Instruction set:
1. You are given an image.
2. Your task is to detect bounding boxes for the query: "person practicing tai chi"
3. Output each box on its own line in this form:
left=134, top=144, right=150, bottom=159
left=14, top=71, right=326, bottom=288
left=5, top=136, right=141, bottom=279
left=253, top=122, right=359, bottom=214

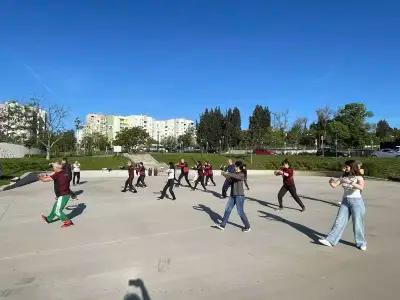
left=38, top=161, right=74, bottom=228
left=72, top=160, right=81, bottom=185
left=192, top=161, right=207, bottom=191
left=204, top=161, right=216, bottom=186
left=176, top=159, right=192, bottom=188
left=221, top=159, right=236, bottom=198
left=274, top=159, right=305, bottom=212
left=319, top=160, right=367, bottom=251
left=62, top=157, right=77, bottom=200
left=215, top=160, right=251, bottom=232
left=122, top=161, right=138, bottom=193
left=135, top=162, right=147, bottom=188
left=158, top=162, right=177, bottom=200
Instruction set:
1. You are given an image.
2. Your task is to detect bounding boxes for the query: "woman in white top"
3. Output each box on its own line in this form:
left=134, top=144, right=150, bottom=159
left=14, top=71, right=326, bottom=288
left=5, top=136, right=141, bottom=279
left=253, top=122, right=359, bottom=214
left=158, top=162, right=176, bottom=200
left=319, top=160, right=367, bottom=251
left=72, top=161, right=81, bottom=185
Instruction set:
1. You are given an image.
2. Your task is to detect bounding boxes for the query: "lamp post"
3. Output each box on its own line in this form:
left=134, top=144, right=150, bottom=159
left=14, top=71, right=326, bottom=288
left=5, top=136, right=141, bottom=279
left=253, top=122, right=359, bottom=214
left=219, top=139, right=222, bottom=154
left=321, top=135, right=324, bottom=157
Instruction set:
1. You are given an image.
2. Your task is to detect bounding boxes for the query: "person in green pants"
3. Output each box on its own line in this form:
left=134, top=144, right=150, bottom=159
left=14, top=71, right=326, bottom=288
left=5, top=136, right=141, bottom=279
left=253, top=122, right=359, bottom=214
left=38, top=161, right=74, bottom=228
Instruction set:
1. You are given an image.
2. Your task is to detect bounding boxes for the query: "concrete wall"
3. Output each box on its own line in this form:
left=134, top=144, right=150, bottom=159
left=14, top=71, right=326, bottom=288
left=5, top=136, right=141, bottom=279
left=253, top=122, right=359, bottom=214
left=0, top=143, right=43, bottom=158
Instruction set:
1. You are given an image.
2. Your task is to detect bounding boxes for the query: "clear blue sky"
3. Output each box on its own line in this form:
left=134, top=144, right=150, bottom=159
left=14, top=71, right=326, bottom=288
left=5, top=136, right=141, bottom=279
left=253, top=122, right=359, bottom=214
left=1, top=0, right=399, bottom=129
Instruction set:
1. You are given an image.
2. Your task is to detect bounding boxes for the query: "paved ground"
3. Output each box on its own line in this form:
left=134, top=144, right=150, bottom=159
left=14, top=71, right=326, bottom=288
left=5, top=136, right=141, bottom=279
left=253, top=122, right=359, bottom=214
left=0, top=174, right=399, bottom=300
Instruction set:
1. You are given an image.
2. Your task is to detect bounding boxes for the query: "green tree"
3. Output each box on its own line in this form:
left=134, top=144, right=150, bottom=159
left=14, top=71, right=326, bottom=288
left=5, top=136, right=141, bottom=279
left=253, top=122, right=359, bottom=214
left=178, top=126, right=196, bottom=148
left=375, top=120, right=393, bottom=142
left=287, top=118, right=307, bottom=147
left=52, top=130, right=77, bottom=153
left=248, top=105, right=271, bottom=147
left=114, top=126, right=150, bottom=152
left=223, top=107, right=241, bottom=149
left=196, top=107, right=225, bottom=152
left=161, top=136, right=178, bottom=151
left=334, top=103, right=373, bottom=148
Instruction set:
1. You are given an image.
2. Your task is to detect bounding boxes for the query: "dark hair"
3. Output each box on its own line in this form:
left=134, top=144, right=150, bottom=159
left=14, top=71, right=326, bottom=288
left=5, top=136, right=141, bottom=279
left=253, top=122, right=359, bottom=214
left=234, top=160, right=244, bottom=171
left=197, top=160, right=202, bottom=165
left=184, top=162, right=188, bottom=167
left=344, top=160, right=362, bottom=176
left=243, top=164, right=247, bottom=167
left=169, top=162, right=175, bottom=169
left=62, top=157, right=68, bottom=163
left=282, top=159, right=290, bottom=166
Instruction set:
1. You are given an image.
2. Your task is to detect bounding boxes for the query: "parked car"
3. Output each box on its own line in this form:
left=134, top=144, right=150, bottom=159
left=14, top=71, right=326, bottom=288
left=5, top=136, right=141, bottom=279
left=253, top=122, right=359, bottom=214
left=254, top=149, right=276, bottom=155
left=371, top=148, right=400, bottom=158
left=316, top=148, right=351, bottom=157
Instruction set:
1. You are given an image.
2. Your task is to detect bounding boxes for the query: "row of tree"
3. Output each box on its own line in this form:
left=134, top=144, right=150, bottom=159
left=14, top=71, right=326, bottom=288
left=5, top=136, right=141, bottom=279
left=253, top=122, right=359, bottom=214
left=195, top=103, right=400, bottom=150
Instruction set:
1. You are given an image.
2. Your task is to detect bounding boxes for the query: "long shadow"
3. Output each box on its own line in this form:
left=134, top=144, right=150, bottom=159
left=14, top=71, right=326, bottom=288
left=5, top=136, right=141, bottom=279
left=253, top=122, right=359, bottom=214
left=204, top=189, right=223, bottom=199
left=72, top=189, right=84, bottom=196
left=258, top=210, right=354, bottom=247
left=193, top=204, right=243, bottom=229
left=246, top=196, right=300, bottom=211
left=124, top=278, right=151, bottom=300
left=65, top=203, right=87, bottom=220
left=299, top=195, right=340, bottom=207
left=78, top=181, right=88, bottom=185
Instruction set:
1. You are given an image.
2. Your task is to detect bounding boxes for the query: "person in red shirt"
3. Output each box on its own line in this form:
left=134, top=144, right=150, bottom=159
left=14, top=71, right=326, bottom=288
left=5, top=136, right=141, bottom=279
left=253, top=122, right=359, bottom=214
left=274, top=159, right=305, bottom=212
left=122, top=161, right=138, bottom=193
left=135, top=162, right=147, bottom=188
left=176, top=159, right=192, bottom=188
left=38, top=161, right=74, bottom=228
left=204, top=161, right=216, bottom=186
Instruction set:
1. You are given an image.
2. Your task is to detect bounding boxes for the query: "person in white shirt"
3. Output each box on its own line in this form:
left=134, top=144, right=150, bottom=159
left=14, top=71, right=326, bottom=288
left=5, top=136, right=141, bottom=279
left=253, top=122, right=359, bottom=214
left=72, top=161, right=81, bottom=185
left=158, top=162, right=176, bottom=200
left=319, top=160, right=367, bottom=251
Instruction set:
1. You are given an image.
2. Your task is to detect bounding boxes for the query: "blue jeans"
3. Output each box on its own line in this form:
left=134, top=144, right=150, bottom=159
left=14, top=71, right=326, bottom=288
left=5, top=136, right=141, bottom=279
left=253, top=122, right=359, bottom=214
left=326, top=197, right=366, bottom=248
left=220, top=195, right=250, bottom=229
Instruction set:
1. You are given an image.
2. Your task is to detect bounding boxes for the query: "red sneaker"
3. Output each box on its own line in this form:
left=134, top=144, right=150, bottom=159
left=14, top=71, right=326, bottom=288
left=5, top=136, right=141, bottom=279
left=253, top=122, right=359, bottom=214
left=61, top=220, right=74, bottom=228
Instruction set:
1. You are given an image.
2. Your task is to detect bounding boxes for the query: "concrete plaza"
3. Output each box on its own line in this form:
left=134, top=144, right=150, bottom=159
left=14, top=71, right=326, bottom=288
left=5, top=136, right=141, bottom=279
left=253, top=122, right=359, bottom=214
left=0, top=173, right=399, bottom=300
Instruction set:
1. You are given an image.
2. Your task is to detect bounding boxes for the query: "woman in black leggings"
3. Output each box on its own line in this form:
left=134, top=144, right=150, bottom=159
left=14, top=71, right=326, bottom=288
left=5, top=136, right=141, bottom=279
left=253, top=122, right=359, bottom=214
left=158, top=162, right=176, bottom=200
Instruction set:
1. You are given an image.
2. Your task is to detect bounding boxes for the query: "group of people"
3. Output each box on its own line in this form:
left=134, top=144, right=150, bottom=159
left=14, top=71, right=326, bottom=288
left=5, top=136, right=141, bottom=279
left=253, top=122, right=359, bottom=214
left=38, top=155, right=367, bottom=251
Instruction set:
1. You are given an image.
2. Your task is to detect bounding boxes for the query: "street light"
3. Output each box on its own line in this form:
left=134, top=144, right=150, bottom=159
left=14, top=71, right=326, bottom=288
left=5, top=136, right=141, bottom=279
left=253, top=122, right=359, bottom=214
left=219, top=139, right=222, bottom=153
left=321, top=135, right=324, bottom=157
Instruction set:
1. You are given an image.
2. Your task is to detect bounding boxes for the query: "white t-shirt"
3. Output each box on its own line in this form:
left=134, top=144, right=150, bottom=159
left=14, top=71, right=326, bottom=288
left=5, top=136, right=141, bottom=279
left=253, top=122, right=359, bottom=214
left=341, top=176, right=363, bottom=198
left=167, top=168, right=175, bottom=180
left=73, top=163, right=81, bottom=173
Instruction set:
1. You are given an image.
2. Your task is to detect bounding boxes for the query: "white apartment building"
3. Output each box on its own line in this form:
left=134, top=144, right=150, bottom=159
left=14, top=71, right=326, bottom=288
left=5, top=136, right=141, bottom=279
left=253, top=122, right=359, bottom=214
left=0, top=101, right=46, bottom=142
left=81, top=113, right=194, bottom=144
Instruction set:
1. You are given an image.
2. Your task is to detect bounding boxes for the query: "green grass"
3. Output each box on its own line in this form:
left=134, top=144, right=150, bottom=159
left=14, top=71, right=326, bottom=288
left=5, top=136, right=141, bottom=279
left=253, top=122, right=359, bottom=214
left=151, top=153, right=400, bottom=179
left=0, top=155, right=128, bottom=186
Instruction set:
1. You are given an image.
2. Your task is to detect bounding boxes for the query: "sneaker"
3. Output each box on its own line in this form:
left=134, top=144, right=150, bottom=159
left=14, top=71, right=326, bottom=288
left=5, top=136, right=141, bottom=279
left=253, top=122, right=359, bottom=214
left=121, top=190, right=127, bottom=193
left=171, top=197, right=176, bottom=201
left=360, top=245, right=367, bottom=251
left=214, top=224, right=225, bottom=231
left=41, top=214, right=49, bottom=224
left=133, top=190, right=138, bottom=193
left=318, top=239, right=332, bottom=247
left=242, top=228, right=251, bottom=232
left=301, top=207, right=306, bottom=212
left=157, top=197, right=163, bottom=200
left=61, top=220, right=74, bottom=228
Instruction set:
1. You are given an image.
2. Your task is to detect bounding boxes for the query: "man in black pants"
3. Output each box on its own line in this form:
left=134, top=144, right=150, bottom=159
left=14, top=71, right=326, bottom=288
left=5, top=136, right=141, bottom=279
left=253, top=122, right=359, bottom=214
left=221, top=159, right=235, bottom=198
left=177, top=162, right=192, bottom=188
left=136, top=162, right=147, bottom=187
left=192, top=161, right=207, bottom=191
left=122, top=161, right=138, bottom=193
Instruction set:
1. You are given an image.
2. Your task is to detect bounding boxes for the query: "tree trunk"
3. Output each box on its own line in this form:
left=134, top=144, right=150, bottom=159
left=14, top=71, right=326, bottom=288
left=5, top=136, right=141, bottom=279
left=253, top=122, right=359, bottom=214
left=46, top=145, right=50, bottom=160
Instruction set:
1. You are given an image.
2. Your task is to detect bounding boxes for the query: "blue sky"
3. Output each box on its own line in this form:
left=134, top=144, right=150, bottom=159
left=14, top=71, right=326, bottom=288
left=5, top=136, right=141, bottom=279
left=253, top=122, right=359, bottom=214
left=1, top=0, right=399, bottom=129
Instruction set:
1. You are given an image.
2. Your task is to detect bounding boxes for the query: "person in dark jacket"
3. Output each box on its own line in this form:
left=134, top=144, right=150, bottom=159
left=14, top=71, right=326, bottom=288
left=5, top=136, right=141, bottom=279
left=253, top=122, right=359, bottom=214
left=243, top=164, right=250, bottom=190
left=62, top=157, right=77, bottom=200
left=176, top=160, right=192, bottom=188
left=221, top=159, right=235, bottom=198
left=122, top=161, right=138, bottom=193
left=204, top=161, right=216, bottom=186
left=274, top=159, right=305, bottom=211
left=215, top=161, right=251, bottom=232
left=191, top=161, right=207, bottom=191
left=135, top=162, right=147, bottom=188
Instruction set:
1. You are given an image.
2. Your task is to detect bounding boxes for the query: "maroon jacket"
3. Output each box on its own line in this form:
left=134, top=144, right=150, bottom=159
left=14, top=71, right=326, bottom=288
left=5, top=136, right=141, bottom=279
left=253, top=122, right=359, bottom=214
left=281, top=167, right=295, bottom=186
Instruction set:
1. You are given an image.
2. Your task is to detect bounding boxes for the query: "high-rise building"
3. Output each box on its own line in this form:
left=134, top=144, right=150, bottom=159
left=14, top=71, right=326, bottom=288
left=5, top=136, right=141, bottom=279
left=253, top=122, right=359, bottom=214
left=79, top=113, right=195, bottom=144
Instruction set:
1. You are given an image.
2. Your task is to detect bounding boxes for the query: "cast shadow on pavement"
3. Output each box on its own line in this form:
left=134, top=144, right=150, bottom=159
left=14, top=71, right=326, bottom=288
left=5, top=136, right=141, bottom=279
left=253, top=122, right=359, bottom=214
left=246, top=196, right=300, bottom=211
left=193, top=204, right=243, bottom=229
left=299, top=195, right=340, bottom=207
left=258, top=210, right=354, bottom=247
left=124, top=278, right=151, bottom=300
left=65, top=203, right=87, bottom=220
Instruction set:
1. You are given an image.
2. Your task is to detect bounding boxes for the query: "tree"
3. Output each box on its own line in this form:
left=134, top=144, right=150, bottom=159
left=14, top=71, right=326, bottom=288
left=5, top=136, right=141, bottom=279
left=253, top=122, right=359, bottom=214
left=52, top=130, right=77, bottom=153
left=287, top=118, right=308, bottom=147
left=376, top=120, right=393, bottom=141
left=223, top=107, right=241, bottom=149
left=161, top=136, right=178, bottom=151
left=196, top=107, right=225, bottom=152
left=334, top=103, right=373, bottom=148
left=178, top=126, right=196, bottom=148
left=38, top=105, right=68, bottom=160
left=114, top=126, right=150, bottom=152
left=248, top=105, right=271, bottom=147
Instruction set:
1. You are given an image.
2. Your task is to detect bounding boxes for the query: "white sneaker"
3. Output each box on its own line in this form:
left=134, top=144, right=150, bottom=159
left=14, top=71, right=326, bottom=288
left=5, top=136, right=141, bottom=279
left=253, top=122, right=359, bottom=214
left=242, top=228, right=251, bottom=233
left=319, top=239, right=332, bottom=247
left=214, top=224, right=225, bottom=231
left=360, top=245, right=367, bottom=251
